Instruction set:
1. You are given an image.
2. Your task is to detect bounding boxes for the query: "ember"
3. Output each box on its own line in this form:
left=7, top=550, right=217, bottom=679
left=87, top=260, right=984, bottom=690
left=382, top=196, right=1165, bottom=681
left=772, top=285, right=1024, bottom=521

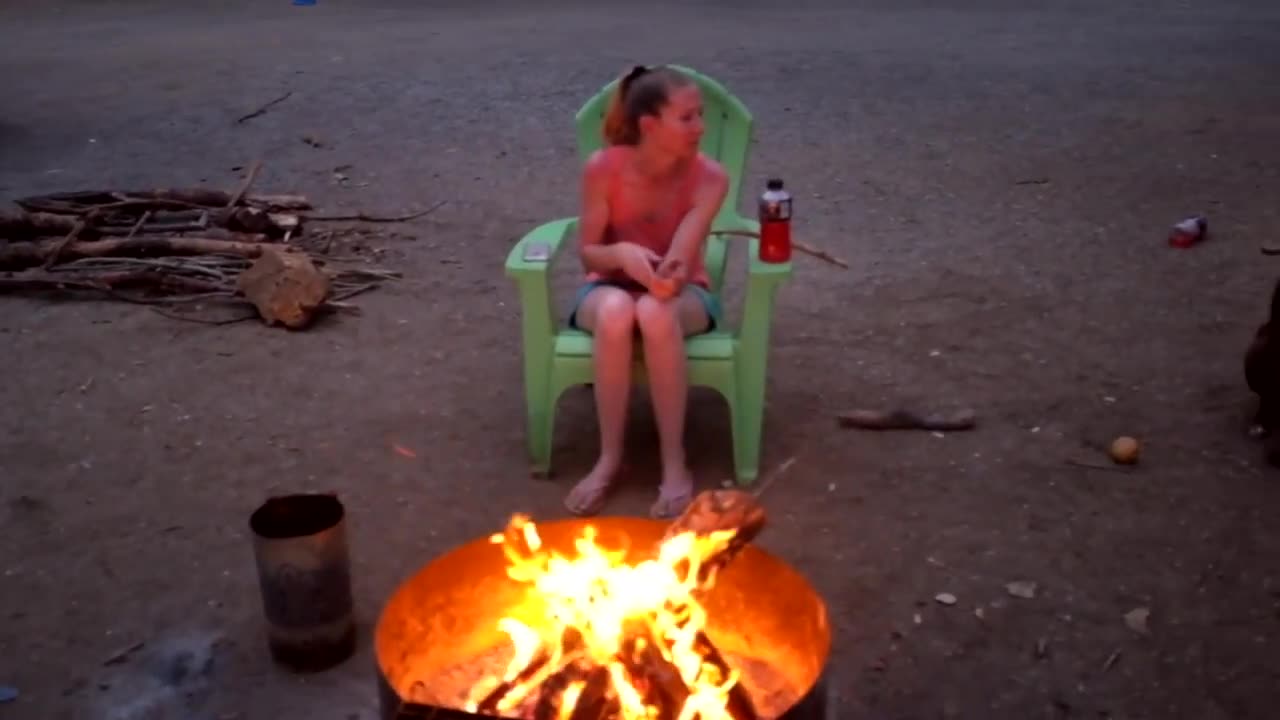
left=375, top=492, right=831, bottom=720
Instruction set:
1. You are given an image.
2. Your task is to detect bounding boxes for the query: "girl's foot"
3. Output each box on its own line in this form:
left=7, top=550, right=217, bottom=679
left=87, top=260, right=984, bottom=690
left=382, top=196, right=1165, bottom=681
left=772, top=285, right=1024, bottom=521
left=564, top=459, right=619, bottom=516
left=649, top=466, right=695, bottom=520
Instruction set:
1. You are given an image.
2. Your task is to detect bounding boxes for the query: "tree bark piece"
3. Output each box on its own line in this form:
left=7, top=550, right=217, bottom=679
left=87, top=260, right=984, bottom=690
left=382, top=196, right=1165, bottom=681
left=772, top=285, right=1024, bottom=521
left=235, top=248, right=330, bottom=329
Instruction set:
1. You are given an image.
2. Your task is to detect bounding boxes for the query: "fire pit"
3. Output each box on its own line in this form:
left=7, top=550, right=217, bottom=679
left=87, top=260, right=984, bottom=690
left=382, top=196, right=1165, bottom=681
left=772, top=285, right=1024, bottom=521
left=374, top=494, right=831, bottom=720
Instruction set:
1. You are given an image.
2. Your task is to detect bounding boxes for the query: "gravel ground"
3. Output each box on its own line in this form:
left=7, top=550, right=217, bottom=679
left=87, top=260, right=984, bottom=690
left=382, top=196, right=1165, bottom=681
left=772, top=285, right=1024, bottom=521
left=2, top=1, right=1279, bottom=718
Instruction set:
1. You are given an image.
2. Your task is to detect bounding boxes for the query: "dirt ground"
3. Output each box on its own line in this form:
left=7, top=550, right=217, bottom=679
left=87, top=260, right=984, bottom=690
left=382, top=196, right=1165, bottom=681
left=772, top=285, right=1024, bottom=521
left=2, top=1, right=1279, bottom=718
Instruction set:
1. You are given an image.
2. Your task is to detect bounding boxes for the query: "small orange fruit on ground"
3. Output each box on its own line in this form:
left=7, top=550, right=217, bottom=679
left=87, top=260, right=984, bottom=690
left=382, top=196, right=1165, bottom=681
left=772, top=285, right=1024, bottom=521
left=1109, top=436, right=1140, bottom=465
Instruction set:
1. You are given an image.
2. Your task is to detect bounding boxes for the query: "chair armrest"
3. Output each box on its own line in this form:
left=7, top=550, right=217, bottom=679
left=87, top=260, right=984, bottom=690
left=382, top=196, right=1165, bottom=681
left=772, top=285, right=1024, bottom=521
left=505, top=218, right=578, bottom=367
left=505, top=217, right=578, bottom=278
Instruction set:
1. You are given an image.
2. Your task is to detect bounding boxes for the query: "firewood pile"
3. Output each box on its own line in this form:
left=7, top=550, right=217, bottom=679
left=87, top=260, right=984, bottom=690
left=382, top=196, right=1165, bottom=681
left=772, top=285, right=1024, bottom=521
left=0, top=163, right=440, bottom=329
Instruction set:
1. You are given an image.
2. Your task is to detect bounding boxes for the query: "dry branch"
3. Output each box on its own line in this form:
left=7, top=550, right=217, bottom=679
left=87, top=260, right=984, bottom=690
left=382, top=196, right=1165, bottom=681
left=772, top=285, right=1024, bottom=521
left=226, top=159, right=263, bottom=209
left=14, top=189, right=312, bottom=216
left=837, top=408, right=978, bottom=432
left=236, top=91, right=293, bottom=124
left=303, top=200, right=447, bottom=223
left=0, top=209, right=217, bottom=240
left=0, top=236, right=275, bottom=270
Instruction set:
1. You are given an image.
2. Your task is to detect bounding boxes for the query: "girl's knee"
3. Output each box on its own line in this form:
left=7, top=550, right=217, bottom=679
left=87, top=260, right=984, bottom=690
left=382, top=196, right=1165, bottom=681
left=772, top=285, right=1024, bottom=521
left=594, top=290, right=636, bottom=335
left=635, top=294, right=678, bottom=334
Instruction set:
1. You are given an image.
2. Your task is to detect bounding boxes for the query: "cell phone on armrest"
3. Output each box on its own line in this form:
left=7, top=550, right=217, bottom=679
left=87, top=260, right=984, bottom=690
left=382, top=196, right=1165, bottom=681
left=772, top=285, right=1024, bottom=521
left=522, top=241, right=552, bottom=262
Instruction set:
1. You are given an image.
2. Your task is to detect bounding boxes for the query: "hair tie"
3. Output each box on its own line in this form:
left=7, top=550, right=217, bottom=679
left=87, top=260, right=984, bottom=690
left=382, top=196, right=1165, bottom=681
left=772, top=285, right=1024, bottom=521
left=620, top=64, right=649, bottom=94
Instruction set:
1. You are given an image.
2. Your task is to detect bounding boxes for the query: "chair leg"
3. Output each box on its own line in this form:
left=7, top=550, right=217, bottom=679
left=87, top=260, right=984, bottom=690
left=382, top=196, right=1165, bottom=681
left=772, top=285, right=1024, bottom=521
left=731, top=357, right=768, bottom=486
left=524, top=363, right=556, bottom=478
left=527, top=403, right=555, bottom=478
left=731, top=398, right=762, bottom=486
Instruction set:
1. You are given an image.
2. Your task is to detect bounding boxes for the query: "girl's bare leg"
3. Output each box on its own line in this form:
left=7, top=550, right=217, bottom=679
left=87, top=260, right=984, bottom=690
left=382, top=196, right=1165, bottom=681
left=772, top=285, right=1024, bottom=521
left=565, top=286, right=637, bottom=515
left=634, top=287, right=710, bottom=518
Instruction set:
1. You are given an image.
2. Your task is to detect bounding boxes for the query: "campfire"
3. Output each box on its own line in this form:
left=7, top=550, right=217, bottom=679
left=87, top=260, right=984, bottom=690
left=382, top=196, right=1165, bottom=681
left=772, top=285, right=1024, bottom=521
left=374, top=491, right=832, bottom=720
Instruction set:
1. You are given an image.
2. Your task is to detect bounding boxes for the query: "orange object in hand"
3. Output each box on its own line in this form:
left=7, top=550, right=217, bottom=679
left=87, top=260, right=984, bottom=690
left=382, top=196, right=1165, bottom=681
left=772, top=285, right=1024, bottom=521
left=651, top=257, right=686, bottom=300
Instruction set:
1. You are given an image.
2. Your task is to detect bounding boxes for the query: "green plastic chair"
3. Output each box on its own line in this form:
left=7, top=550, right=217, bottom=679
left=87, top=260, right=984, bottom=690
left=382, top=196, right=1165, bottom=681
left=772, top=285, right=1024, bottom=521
left=504, top=66, right=792, bottom=485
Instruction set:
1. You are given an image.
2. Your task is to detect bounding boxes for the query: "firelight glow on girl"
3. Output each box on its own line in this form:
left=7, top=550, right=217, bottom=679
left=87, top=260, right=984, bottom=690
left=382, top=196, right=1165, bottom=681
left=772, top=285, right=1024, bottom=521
left=563, top=65, right=729, bottom=520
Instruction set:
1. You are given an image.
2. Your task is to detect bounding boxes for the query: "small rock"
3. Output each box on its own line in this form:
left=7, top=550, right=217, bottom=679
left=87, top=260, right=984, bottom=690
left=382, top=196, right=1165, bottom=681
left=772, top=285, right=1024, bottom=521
left=935, top=592, right=957, bottom=606
left=973, top=607, right=986, bottom=621
left=1124, top=607, right=1151, bottom=635
left=1034, top=637, right=1049, bottom=659
left=1006, top=580, right=1038, bottom=599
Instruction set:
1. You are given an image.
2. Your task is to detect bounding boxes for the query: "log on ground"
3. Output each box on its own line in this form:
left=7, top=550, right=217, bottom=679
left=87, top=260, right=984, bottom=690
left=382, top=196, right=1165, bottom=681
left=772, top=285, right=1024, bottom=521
left=236, top=248, right=330, bottom=329
left=0, top=237, right=274, bottom=271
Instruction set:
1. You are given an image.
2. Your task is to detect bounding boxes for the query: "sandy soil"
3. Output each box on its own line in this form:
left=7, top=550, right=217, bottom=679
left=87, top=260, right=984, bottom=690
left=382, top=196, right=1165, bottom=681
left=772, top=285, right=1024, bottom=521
left=2, top=1, right=1279, bottom=718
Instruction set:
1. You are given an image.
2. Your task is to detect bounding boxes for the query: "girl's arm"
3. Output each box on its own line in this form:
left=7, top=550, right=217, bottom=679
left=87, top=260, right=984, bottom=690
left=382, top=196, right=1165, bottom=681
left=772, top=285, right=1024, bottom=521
left=664, top=161, right=729, bottom=270
left=578, top=151, right=620, bottom=274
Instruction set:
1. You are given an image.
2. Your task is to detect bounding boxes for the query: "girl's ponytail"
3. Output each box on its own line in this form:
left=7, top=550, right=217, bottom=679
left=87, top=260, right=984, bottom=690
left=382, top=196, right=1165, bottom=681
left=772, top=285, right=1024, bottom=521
left=602, top=65, right=649, bottom=146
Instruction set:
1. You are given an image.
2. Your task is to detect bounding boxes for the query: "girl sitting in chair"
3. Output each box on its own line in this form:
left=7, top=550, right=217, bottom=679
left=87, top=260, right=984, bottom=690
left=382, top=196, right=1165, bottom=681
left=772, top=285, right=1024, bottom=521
left=564, top=64, right=730, bottom=519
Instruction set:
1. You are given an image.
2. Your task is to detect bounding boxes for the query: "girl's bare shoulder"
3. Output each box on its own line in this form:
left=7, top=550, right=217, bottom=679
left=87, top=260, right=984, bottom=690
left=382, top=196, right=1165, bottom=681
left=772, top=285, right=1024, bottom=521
left=694, top=154, right=729, bottom=187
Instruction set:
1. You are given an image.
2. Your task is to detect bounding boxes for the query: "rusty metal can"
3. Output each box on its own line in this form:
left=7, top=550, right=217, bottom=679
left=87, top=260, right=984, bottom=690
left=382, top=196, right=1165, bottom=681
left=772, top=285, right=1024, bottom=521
left=249, top=492, right=356, bottom=672
left=1168, top=215, right=1207, bottom=248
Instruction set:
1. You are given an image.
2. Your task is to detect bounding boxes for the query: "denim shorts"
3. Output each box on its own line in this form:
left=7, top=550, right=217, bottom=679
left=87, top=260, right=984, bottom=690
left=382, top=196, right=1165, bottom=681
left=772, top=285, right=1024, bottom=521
left=567, top=280, right=722, bottom=333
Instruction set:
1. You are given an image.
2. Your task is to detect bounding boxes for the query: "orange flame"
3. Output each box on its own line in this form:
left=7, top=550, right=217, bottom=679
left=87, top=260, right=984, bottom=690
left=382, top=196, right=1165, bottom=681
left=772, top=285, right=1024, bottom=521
left=466, top=514, right=743, bottom=719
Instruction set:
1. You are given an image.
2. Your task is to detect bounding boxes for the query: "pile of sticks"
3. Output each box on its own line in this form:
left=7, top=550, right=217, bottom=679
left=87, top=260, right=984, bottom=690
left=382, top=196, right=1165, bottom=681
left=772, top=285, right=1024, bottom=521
left=0, top=162, right=439, bottom=327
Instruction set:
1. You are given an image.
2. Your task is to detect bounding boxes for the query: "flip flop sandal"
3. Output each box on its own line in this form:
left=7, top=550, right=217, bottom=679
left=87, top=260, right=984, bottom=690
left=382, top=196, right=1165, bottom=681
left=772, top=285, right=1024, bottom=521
left=649, top=488, right=694, bottom=520
left=564, top=483, right=611, bottom=517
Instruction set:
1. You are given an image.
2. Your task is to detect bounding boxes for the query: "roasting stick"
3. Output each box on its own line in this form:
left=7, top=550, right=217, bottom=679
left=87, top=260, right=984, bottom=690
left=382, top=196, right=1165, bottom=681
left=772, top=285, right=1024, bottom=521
left=708, top=229, right=848, bottom=269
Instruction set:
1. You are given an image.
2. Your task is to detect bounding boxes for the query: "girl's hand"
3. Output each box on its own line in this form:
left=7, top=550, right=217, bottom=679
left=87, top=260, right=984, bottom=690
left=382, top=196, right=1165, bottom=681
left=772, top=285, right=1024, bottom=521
left=615, top=243, right=662, bottom=288
left=651, top=257, right=687, bottom=301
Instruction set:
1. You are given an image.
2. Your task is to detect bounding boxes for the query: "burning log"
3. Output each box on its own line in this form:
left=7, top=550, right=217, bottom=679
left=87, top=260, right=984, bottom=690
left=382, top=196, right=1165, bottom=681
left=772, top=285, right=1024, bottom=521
left=474, top=648, right=553, bottom=716
left=475, top=493, right=767, bottom=720
left=618, top=622, right=689, bottom=718
left=693, top=630, right=759, bottom=720
left=532, top=662, right=615, bottom=720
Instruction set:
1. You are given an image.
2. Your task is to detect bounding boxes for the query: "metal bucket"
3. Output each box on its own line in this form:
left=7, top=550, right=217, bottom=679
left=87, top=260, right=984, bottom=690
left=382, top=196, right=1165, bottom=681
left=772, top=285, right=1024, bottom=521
left=249, top=492, right=356, bottom=672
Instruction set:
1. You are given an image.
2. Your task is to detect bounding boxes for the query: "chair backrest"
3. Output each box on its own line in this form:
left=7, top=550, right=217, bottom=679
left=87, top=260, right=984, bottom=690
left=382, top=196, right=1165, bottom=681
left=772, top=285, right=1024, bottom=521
left=573, top=66, right=754, bottom=293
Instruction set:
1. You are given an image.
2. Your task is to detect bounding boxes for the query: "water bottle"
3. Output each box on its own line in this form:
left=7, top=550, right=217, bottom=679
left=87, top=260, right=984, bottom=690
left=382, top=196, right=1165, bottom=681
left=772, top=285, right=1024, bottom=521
left=758, top=178, right=792, bottom=264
